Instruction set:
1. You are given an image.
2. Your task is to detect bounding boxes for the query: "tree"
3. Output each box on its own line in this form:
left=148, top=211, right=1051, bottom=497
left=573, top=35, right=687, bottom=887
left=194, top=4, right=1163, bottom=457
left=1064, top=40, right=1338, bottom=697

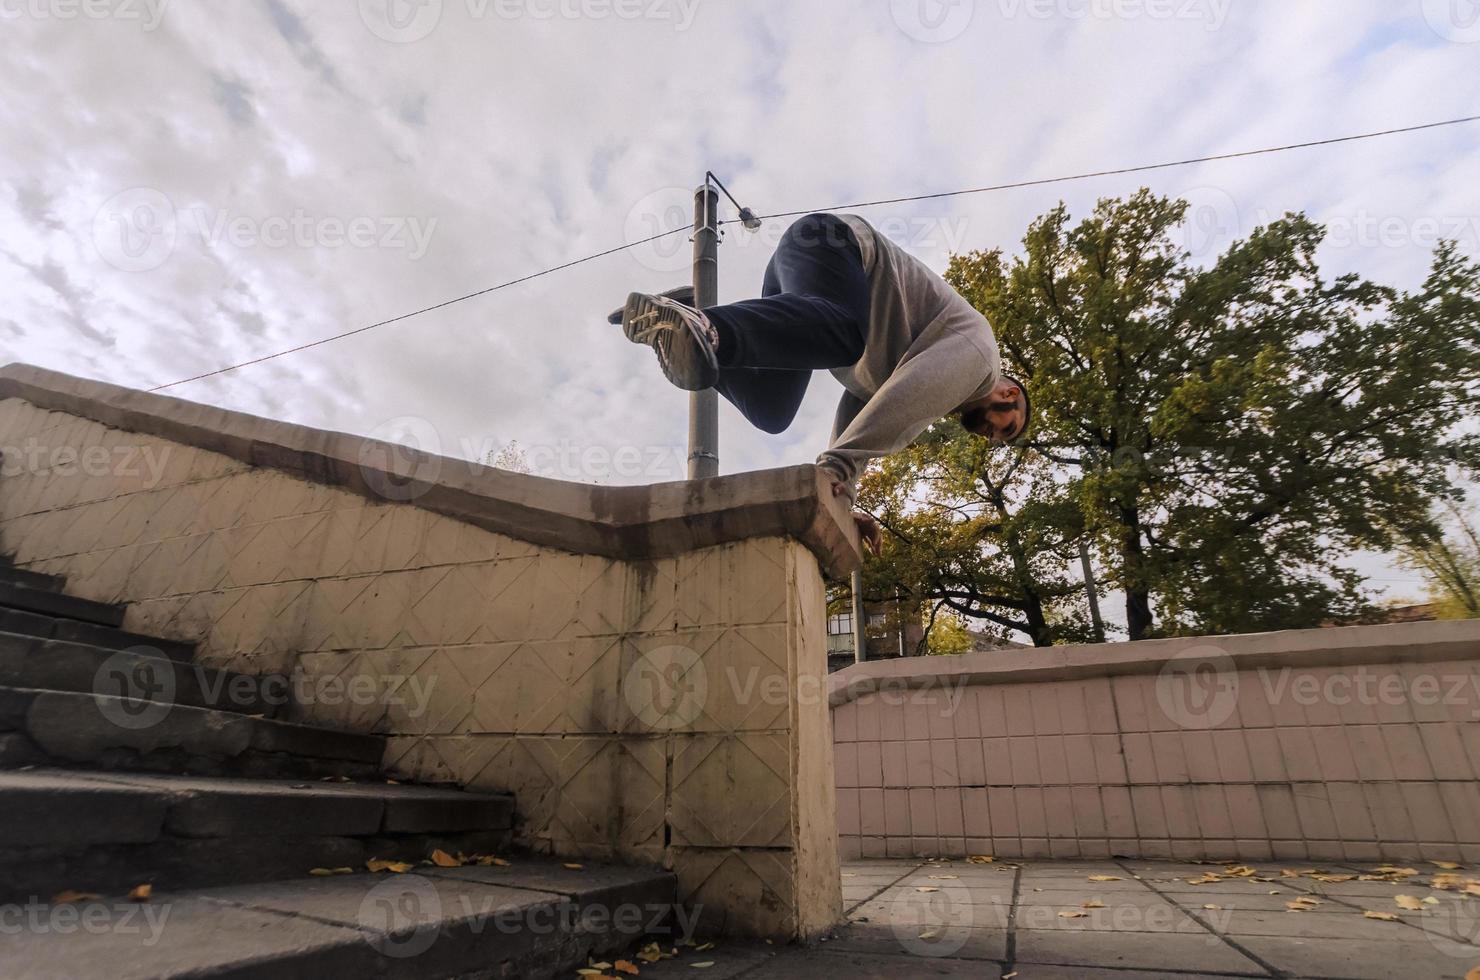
left=861, top=190, right=1480, bottom=643
left=1400, top=502, right=1480, bottom=620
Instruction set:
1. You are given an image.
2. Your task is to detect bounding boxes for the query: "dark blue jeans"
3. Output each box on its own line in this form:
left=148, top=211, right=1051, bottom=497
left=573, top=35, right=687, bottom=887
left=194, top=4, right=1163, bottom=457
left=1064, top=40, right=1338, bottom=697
left=705, top=213, right=871, bottom=434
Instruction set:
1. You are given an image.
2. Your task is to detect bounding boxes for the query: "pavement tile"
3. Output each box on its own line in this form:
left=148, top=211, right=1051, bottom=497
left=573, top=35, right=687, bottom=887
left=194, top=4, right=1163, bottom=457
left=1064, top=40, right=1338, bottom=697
left=1233, top=935, right=1479, bottom=979
left=1012, top=928, right=1269, bottom=974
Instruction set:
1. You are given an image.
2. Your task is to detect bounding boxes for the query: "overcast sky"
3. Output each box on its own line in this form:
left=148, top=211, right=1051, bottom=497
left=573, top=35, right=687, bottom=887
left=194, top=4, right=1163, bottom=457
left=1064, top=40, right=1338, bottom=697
left=3, top=0, right=1477, bottom=612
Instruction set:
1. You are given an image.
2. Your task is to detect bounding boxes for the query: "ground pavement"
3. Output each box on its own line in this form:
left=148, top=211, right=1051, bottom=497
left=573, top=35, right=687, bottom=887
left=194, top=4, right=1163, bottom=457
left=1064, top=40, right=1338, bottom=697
left=623, top=858, right=1480, bottom=979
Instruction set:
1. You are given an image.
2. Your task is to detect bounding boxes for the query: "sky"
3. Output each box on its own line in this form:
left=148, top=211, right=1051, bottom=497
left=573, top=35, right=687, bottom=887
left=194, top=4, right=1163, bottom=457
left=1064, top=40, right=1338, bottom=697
left=2, top=0, right=1478, bottom=624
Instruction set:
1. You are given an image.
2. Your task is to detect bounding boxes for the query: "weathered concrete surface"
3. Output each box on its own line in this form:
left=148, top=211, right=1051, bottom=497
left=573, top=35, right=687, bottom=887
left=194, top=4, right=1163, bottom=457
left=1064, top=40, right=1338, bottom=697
left=0, top=363, right=861, bottom=576
left=0, top=367, right=853, bottom=940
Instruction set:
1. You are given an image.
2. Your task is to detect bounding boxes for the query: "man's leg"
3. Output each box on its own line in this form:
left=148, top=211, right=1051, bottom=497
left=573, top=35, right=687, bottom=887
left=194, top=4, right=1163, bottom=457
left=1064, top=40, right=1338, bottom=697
left=708, top=213, right=871, bottom=434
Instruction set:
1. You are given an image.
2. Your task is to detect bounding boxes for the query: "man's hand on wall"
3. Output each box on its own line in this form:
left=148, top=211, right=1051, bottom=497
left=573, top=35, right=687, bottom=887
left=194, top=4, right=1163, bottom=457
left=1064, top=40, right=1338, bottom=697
left=830, top=481, right=882, bottom=555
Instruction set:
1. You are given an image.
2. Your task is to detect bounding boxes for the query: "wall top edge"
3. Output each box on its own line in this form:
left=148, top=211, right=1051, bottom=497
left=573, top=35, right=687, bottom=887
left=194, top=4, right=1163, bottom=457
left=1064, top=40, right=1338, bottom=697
left=828, top=617, right=1480, bottom=706
left=0, top=363, right=861, bottom=576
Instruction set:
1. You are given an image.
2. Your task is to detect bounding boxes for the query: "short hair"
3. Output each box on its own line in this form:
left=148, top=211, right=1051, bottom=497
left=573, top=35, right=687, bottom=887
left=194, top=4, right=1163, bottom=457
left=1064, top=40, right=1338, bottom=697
left=1003, top=374, right=1031, bottom=442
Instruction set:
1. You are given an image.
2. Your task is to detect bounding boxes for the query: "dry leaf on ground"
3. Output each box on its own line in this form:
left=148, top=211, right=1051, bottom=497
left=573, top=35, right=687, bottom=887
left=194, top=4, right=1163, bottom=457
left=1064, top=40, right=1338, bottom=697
left=1058, top=910, right=1087, bottom=919
left=1087, top=875, right=1121, bottom=882
left=430, top=849, right=462, bottom=868
left=127, top=884, right=152, bottom=901
left=1365, top=911, right=1402, bottom=921
left=1395, top=895, right=1425, bottom=911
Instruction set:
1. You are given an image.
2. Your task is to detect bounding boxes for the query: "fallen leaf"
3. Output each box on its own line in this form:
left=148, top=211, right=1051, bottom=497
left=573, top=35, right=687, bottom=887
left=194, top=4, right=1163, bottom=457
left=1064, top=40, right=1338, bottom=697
left=564, top=863, right=585, bottom=870
left=1003, top=974, right=1018, bottom=980
left=1058, top=910, right=1087, bottom=919
left=966, top=855, right=994, bottom=864
left=690, top=963, right=714, bottom=970
left=694, top=943, right=714, bottom=952
left=928, top=874, right=959, bottom=880
left=430, top=849, right=463, bottom=868
left=52, top=891, right=101, bottom=904
left=1373, top=866, right=1419, bottom=877
left=1395, top=895, right=1425, bottom=911
left=614, top=962, right=640, bottom=976
left=1286, top=897, right=1322, bottom=912
left=1433, top=861, right=1463, bottom=871
left=308, top=867, right=354, bottom=876
left=1082, top=900, right=1105, bottom=909
left=1311, top=874, right=1355, bottom=883
left=1225, top=866, right=1257, bottom=878
left=1466, top=968, right=1480, bottom=980
left=915, top=886, right=940, bottom=893
left=1087, top=875, right=1121, bottom=882
left=127, top=884, right=152, bottom=901
left=476, top=855, right=511, bottom=867
left=918, top=929, right=940, bottom=940
left=367, top=859, right=414, bottom=874
left=1203, top=904, right=1221, bottom=910
left=1424, top=896, right=1441, bottom=905
left=1365, top=911, right=1402, bottom=921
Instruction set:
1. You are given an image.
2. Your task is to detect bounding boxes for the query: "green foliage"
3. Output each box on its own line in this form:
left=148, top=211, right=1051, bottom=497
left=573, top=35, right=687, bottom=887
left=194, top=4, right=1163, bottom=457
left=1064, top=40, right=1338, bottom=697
left=863, top=189, right=1480, bottom=643
left=1400, top=503, right=1480, bottom=620
left=924, top=609, right=975, bottom=656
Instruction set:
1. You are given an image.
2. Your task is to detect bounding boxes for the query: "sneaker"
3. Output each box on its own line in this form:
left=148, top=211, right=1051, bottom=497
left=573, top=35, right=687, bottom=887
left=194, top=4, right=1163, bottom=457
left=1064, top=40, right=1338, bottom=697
left=621, top=291, right=720, bottom=391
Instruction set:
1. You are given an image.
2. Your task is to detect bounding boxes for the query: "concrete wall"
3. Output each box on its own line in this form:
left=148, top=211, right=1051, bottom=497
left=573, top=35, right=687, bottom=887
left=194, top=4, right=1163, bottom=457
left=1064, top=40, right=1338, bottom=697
left=0, top=363, right=859, bottom=940
left=831, top=621, right=1480, bottom=864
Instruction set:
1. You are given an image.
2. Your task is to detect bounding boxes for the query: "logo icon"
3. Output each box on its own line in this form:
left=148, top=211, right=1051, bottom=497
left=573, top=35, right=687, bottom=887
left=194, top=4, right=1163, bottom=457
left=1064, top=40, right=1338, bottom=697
left=93, top=188, right=177, bottom=272
left=358, top=874, right=443, bottom=958
left=624, top=187, right=696, bottom=274
left=1178, top=186, right=1242, bottom=259
left=94, top=649, right=177, bottom=730
left=1423, top=0, right=1480, bottom=43
left=359, top=0, right=443, bottom=42
left=624, top=644, right=707, bottom=730
left=359, top=416, right=442, bottom=503
left=890, top=0, right=975, bottom=43
left=1154, top=645, right=1239, bottom=729
left=889, top=879, right=978, bottom=956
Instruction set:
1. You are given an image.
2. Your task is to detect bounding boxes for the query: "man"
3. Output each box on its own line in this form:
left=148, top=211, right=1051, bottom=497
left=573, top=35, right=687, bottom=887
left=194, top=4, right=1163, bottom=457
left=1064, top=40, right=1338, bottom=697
left=620, top=212, right=1029, bottom=553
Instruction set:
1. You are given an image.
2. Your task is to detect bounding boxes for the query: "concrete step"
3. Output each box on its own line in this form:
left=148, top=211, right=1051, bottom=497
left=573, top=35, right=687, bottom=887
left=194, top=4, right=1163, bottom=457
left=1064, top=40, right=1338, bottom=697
left=0, top=563, right=64, bottom=593
left=0, top=769, right=517, bottom=902
left=0, top=856, right=679, bottom=980
left=0, top=605, right=195, bottom=661
left=0, top=686, right=386, bottom=779
left=0, top=630, right=282, bottom=718
left=0, top=581, right=125, bottom=628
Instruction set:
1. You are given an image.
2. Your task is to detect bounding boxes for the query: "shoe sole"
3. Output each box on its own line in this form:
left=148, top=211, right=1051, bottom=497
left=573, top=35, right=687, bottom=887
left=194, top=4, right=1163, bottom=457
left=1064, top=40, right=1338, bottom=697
left=622, top=292, right=718, bottom=391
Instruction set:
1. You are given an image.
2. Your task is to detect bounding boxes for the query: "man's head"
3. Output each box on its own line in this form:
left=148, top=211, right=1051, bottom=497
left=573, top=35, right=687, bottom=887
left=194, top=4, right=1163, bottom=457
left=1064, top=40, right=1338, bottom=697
left=959, top=375, right=1030, bottom=445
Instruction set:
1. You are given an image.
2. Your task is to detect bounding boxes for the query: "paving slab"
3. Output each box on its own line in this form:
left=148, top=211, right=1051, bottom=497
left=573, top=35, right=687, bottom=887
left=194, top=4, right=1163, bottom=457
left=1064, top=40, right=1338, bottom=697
left=1234, top=935, right=1479, bottom=979
left=0, top=893, right=377, bottom=980
left=1012, top=928, right=1269, bottom=974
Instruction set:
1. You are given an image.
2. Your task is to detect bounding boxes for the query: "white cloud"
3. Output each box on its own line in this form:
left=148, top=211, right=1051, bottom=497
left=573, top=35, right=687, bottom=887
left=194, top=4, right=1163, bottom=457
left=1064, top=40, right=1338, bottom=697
left=3, top=0, right=1475, bottom=617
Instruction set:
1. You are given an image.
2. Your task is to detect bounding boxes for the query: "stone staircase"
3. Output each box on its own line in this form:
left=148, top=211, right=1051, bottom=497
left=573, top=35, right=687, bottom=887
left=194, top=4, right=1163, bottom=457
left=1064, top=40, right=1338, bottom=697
left=0, top=552, right=679, bottom=978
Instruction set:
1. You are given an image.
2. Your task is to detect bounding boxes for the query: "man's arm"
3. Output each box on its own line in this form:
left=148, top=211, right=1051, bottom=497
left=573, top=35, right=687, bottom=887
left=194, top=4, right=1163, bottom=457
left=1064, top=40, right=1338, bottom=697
left=817, top=328, right=995, bottom=503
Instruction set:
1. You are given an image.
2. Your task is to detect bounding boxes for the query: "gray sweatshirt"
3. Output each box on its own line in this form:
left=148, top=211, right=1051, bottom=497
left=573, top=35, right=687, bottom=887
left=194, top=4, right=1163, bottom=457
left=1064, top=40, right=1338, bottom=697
left=817, top=214, right=1003, bottom=502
